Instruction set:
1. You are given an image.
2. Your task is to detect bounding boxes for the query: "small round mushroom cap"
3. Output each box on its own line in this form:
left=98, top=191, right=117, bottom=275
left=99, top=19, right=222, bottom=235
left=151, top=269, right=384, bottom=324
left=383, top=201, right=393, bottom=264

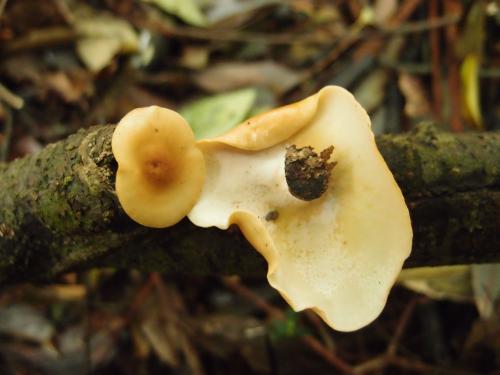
left=112, top=106, right=205, bottom=228
left=188, top=86, right=412, bottom=331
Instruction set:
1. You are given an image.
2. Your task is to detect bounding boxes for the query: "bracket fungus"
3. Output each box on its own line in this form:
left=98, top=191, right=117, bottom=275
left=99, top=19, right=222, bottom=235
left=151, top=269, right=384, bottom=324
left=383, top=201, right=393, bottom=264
left=112, top=106, right=205, bottom=228
left=188, top=86, right=412, bottom=331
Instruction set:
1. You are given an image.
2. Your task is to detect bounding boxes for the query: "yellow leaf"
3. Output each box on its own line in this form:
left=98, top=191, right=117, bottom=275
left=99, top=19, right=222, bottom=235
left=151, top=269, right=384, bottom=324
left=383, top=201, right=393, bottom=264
left=461, top=54, right=483, bottom=129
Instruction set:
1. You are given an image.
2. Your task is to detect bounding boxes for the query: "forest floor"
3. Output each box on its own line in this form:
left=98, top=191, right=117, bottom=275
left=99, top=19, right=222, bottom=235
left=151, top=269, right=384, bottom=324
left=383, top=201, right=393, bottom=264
left=0, top=1, right=499, bottom=374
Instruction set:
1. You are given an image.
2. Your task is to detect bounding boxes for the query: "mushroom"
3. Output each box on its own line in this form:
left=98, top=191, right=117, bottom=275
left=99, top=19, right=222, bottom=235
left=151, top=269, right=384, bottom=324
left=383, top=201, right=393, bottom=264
left=188, top=86, right=412, bottom=331
left=112, top=106, right=205, bottom=228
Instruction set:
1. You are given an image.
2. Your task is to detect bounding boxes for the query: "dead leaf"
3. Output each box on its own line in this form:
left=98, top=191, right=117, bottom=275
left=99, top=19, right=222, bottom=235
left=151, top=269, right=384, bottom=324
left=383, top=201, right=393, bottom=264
left=89, top=84, right=177, bottom=125
left=353, top=69, right=388, bottom=113
left=44, top=71, right=93, bottom=103
left=194, top=61, right=302, bottom=94
left=13, top=136, right=43, bottom=157
left=74, top=9, right=139, bottom=72
left=0, top=304, right=54, bottom=343
left=472, top=263, right=500, bottom=319
left=371, top=105, right=387, bottom=135
left=373, top=0, right=397, bottom=25
left=464, top=318, right=500, bottom=353
left=205, top=0, right=281, bottom=27
left=398, top=72, right=432, bottom=119
left=131, top=324, right=152, bottom=358
left=141, top=316, right=180, bottom=366
left=37, top=284, right=87, bottom=301
left=180, top=46, right=210, bottom=70
left=137, top=278, right=203, bottom=373
left=144, top=0, right=208, bottom=27
left=56, top=325, right=116, bottom=372
left=195, top=313, right=270, bottom=372
left=0, top=82, right=24, bottom=109
left=398, top=265, right=473, bottom=302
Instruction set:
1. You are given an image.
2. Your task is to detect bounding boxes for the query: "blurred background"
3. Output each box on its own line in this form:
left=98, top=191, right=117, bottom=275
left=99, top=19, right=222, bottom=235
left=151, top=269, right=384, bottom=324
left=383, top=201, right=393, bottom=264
left=0, top=0, right=499, bottom=374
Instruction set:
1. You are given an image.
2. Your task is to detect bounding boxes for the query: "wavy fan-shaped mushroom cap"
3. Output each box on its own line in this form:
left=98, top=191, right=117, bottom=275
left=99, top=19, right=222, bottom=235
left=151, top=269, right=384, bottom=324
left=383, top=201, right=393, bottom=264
left=188, top=86, right=412, bottom=331
left=113, top=106, right=205, bottom=228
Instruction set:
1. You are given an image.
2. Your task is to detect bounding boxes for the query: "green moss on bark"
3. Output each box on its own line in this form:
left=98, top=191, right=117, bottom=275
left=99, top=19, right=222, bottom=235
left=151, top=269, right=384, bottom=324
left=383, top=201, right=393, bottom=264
left=0, top=125, right=128, bottom=282
left=0, top=123, right=499, bottom=284
left=378, top=123, right=500, bottom=197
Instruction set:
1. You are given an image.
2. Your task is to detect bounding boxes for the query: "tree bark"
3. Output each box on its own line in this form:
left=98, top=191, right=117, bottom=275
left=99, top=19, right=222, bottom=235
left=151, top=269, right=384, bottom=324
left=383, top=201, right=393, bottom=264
left=0, top=123, right=499, bottom=284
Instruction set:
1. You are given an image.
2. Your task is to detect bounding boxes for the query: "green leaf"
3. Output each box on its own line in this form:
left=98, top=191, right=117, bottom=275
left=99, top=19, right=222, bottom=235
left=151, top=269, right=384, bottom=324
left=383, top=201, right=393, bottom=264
left=268, top=310, right=307, bottom=342
left=181, top=88, right=258, bottom=140
left=144, top=0, right=208, bottom=27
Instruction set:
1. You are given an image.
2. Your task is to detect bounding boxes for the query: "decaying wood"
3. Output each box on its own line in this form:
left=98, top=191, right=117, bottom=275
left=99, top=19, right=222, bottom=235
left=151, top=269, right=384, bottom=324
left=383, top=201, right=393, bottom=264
left=0, top=123, right=499, bottom=284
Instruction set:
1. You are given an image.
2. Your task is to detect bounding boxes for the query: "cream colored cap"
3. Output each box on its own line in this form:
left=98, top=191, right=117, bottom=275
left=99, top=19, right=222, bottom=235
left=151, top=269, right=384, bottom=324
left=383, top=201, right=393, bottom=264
left=112, top=106, right=205, bottom=228
left=189, top=86, right=412, bottom=331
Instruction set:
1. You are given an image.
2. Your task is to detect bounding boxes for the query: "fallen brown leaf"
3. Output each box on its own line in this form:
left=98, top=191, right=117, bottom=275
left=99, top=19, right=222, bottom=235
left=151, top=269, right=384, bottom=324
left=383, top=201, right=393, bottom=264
left=194, top=61, right=302, bottom=94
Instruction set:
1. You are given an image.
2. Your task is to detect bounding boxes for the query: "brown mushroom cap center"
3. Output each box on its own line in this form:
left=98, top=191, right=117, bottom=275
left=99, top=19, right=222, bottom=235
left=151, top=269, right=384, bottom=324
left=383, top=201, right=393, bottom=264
left=140, top=149, right=177, bottom=188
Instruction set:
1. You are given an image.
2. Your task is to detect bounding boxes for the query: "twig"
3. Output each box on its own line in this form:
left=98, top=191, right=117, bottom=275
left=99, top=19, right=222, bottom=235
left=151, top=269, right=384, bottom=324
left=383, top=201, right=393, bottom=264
left=221, top=276, right=283, bottom=318
left=0, top=0, right=7, bottom=20
left=143, top=4, right=453, bottom=49
left=354, top=297, right=419, bottom=374
left=387, top=297, right=418, bottom=356
left=387, top=355, right=437, bottom=373
left=299, top=0, right=420, bottom=93
left=1, top=27, right=76, bottom=53
left=301, top=30, right=360, bottom=88
left=353, top=296, right=470, bottom=374
left=357, top=0, right=425, bottom=58
left=388, top=0, right=424, bottom=26
left=125, top=274, right=156, bottom=323
left=429, top=0, right=443, bottom=122
left=345, top=0, right=362, bottom=20
left=301, top=335, right=354, bottom=374
left=304, top=310, right=336, bottom=351
left=0, top=106, right=12, bottom=162
left=0, top=83, right=24, bottom=110
left=444, top=0, right=464, bottom=132
left=381, top=13, right=460, bottom=34
left=150, top=272, right=174, bottom=311
left=353, top=355, right=386, bottom=374
left=387, top=355, right=472, bottom=375
left=83, top=273, right=93, bottom=375
left=150, top=273, right=204, bottom=375
left=221, top=276, right=354, bottom=374
left=380, top=60, right=498, bottom=78
left=146, top=13, right=337, bottom=46
left=52, top=0, right=75, bottom=24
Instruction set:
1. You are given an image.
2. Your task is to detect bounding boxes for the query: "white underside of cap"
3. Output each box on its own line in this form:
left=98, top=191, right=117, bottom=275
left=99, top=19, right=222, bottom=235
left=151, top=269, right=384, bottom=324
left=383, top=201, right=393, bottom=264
left=188, top=86, right=412, bottom=331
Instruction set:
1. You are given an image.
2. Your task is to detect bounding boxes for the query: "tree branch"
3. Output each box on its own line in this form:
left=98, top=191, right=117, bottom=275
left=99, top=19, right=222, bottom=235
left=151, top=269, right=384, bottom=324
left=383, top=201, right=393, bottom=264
left=0, top=123, right=499, bottom=284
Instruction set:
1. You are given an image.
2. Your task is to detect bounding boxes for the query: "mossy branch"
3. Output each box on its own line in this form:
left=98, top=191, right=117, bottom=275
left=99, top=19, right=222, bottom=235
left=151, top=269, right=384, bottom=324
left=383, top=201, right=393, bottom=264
left=0, top=123, right=499, bottom=284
